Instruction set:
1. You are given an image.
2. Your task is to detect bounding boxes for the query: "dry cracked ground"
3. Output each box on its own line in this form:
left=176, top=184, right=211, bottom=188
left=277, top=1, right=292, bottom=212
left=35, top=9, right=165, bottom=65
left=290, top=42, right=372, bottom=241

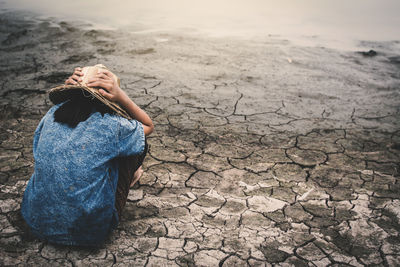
left=1, top=11, right=400, bottom=266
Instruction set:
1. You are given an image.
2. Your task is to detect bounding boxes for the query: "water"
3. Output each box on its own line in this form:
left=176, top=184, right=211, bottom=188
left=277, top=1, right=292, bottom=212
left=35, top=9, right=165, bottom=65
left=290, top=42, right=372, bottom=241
left=1, top=0, right=400, bottom=50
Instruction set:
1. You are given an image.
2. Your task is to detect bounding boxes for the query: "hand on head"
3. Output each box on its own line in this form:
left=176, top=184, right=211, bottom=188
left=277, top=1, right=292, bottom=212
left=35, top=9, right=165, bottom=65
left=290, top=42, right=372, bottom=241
left=65, top=66, right=126, bottom=104
left=65, top=67, right=83, bottom=85
left=87, top=69, right=125, bottom=103
left=63, top=65, right=153, bottom=135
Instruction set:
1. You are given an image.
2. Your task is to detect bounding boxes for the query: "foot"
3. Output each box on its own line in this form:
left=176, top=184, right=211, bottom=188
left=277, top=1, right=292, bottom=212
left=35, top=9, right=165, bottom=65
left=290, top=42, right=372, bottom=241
left=130, top=166, right=143, bottom=188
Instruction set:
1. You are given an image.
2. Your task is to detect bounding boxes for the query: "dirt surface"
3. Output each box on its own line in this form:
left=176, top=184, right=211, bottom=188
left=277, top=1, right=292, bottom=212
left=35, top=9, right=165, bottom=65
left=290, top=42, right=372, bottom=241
left=1, top=10, right=400, bottom=266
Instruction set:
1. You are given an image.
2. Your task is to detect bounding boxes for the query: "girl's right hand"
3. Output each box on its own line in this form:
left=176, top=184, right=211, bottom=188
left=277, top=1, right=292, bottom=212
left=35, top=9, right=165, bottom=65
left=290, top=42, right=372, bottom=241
left=65, top=67, right=83, bottom=85
left=86, top=69, right=127, bottom=104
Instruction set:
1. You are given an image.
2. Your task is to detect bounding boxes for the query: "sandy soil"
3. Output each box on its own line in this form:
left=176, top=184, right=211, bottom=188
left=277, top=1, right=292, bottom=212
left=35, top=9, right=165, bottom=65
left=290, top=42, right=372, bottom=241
left=1, top=10, right=400, bottom=266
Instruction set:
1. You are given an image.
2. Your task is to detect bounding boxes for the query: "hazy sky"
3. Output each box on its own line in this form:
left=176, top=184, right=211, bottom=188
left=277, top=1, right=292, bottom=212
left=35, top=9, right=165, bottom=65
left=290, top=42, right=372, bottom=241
left=2, top=0, right=400, bottom=47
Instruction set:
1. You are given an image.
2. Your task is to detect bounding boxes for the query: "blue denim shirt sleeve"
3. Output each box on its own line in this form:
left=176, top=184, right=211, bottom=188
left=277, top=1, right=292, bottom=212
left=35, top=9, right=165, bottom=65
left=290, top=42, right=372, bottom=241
left=117, top=117, right=145, bottom=157
left=32, top=105, right=57, bottom=157
left=32, top=117, right=44, bottom=158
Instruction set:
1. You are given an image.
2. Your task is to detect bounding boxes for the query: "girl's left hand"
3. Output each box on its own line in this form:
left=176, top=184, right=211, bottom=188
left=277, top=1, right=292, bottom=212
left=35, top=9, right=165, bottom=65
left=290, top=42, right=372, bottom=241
left=65, top=67, right=83, bottom=85
left=87, top=69, right=126, bottom=103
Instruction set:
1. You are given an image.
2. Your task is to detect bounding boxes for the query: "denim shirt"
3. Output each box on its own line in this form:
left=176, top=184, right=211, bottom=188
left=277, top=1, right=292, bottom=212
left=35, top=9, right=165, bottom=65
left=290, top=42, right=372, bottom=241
left=21, top=104, right=145, bottom=246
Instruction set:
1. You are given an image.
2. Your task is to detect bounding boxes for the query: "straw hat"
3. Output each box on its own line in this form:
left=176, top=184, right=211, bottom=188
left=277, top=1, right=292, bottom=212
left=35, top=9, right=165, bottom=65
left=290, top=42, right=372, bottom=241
left=49, top=64, right=131, bottom=119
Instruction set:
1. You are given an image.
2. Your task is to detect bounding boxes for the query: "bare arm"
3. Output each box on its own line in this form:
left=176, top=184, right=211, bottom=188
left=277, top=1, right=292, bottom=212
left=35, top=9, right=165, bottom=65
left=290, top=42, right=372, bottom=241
left=114, top=90, right=154, bottom=136
left=87, top=69, right=154, bottom=136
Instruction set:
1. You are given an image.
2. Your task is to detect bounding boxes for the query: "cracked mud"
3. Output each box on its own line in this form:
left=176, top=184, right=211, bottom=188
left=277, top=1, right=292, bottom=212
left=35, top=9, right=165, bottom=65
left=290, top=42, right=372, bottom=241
left=1, top=10, right=400, bottom=266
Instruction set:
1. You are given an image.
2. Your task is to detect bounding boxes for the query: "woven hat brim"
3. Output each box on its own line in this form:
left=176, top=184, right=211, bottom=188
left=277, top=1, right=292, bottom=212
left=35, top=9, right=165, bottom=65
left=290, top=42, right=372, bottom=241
left=49, top=84, right=131, bottom=120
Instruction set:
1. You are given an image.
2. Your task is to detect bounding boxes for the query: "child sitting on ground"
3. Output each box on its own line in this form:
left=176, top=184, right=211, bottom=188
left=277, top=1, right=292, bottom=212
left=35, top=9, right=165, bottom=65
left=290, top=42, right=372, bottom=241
left=21, top=64, right=154, bottom=246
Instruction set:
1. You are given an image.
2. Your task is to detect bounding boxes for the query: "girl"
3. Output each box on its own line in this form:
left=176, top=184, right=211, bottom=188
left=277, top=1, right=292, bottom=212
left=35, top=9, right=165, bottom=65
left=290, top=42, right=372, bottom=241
left=21, top=64, right=153, bottom=246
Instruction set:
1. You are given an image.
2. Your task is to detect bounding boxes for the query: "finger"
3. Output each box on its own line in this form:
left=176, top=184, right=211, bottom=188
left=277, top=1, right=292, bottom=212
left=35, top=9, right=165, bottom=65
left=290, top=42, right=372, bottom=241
left=74, top=67, right=82, bottom=72
left=98, top=89, right=114, bottom=100
left=65, top=78, right=77, bottom=85
left=71, top=74, right=83, bottom=82
left=87, top=80, right=112, bottom=90
left=95, top=73, right=111, bottom=80
left=98, top=69, right=113, bottom=78
left=87, top=77, right=112, bottom=85
left=74, top=70, right=83, bottom=76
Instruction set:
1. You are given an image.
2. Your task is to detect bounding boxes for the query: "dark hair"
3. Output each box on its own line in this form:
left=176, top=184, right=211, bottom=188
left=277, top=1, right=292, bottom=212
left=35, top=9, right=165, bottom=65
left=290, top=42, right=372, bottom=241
left=54, top=92, right=114, bottom=128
